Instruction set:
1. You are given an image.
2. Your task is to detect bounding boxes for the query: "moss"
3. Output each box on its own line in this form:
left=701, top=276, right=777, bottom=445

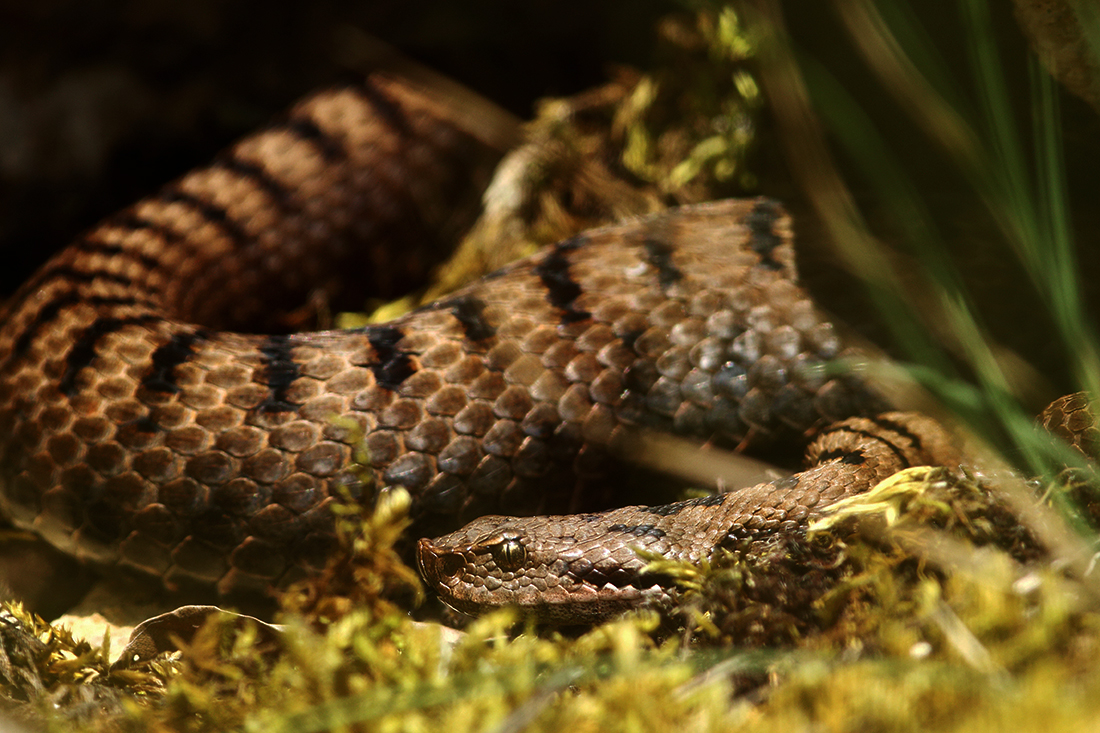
left=2, top=460, right=1095, bottom=733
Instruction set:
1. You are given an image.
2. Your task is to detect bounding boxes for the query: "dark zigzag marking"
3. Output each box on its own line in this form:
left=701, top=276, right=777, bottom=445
left=21, top=265, right=134, bottom=291
left=104, top=214, right=210, bottom=278
left=160, top=188, right=248, bottom=244
left=211, top=155, right=296, bottom=211
left=256, top=334, right=301, bottom=413
left=815, top=448, right=867, bottom=466
left=817, top=425, right=913, bottom=468
left=1, top=231, right=166, bottom=329
left=606, top=523, right=667, bottom=539
left=4, top=214, right=172, bottom=322
left=365, top=325, right=417, bottom=391
left=745, top=199, right=784, bottom=271
left=352, top=78, right=413, bottom=137
left=11, top=294, right=156, bottom=361
left=108, top=213, right=183, bottom=241
left=642, top=235, right=683, bottom=289
left=5, top=185, right=244, bottom=378
left=13, top=293, right=80, bottom=358
left=534, top=235, right=591, bottom=325
left=440, top=295, right=495, bottom=341
left=336, top=82, right=430, bottom=242
left=142, top=329, right=212, bottom=394
left=642, top=492, right=726, bottom=517
left=61, top=314, right=163, bottom=396
left=71, top=238, right=161, bottom=270
left=282, top=116, right=344, bottom=162
left=868, top=414, right=924, bottom=453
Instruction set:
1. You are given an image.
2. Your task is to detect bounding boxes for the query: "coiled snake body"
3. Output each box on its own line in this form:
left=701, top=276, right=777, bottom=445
left=0, top=71, right=1016, bottom=617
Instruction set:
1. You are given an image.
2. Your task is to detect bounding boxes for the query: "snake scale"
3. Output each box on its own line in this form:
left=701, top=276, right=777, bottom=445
left=0, top=70, right=1055, bottom=619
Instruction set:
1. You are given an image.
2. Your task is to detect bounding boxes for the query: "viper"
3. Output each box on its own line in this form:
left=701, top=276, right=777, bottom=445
left=0, top=69, right=1077, bottom=619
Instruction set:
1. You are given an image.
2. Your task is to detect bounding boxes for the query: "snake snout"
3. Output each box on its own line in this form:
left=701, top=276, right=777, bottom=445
left=416, top=538, right=466, bottom=588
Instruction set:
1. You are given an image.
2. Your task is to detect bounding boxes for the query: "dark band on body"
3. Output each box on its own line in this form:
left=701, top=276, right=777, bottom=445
left=641, top=236, right=683, bottom=289
left=816, top=424, right=913, bottom=468
left=108, top=213, right=184, bottom=243
left=61, top=314, right=163, bottom=396
left=642, top=492, right=727, bottom=517
left=212, top=155, right=297, bottom=212
left=11, top=294, right=157, bottom=362
left=142, top=330, right=212, bottom=394
left=365, top=325, right=417, bottom=391
left=868, top=414, right=924, bottom=453
left=745, top=199, right=784, bottom=271
left=281, top=116, right=344, bottom=163
left=607, top=523, right=667, bottom=539
left=71, top=238, right=162, bottom=271
left=21, top=266, right=135, bottom=293
left=441, top=295, right=496, bottom=341
left=534, top=235, right=591, bottom=325
left=352, top=78, right=413, bottom=137
left=160, top=188, right=249, bottom=245
left=815, top=448, right=868, bottom=466
left=2, top=226, right=169, bottom=335
left=256, top=334, right=301, bottom=413
left=2, top=212, right=205, bottom=348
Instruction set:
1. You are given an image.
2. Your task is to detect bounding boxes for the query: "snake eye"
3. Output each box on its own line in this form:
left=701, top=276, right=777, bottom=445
left=491, top=537, right=526, bottom=571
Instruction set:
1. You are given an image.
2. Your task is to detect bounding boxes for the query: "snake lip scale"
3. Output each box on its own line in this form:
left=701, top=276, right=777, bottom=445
left=0, top=68, right=943, bottom=615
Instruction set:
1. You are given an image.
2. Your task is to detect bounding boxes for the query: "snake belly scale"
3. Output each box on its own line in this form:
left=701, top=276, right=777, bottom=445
left=0, top=71, right=887, bottom=605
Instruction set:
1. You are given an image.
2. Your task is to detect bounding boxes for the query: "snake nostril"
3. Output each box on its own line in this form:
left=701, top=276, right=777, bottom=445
left=439, top=553, right=465, bottom=579
left=417, top=539, right=468, bottom=582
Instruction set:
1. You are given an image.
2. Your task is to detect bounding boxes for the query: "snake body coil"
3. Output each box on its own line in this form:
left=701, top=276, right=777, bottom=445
left=0, top=72, right=887, bottom=605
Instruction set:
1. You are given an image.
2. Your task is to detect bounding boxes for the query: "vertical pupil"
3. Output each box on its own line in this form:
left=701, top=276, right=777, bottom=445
left=495, top=539, right=525, bottom=570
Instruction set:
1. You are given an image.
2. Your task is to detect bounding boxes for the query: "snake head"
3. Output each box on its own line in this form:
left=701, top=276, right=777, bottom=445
left=416, top=512, right=677, bottom=624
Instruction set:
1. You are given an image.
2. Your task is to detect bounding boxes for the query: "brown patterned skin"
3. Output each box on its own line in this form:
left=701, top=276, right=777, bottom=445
left=1039, top=392, right=1100, bottom=459
left=0, top=70, right=520, bottom=600
left=418, top=412, right=963, bottom=623
left=0, top=71, right=885, bottom=605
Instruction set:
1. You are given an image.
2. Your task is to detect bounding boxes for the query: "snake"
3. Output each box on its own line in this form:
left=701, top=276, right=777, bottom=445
left=417, top=411, right=965, bottom=623
left=0, top=69, right=1073, bottom=620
